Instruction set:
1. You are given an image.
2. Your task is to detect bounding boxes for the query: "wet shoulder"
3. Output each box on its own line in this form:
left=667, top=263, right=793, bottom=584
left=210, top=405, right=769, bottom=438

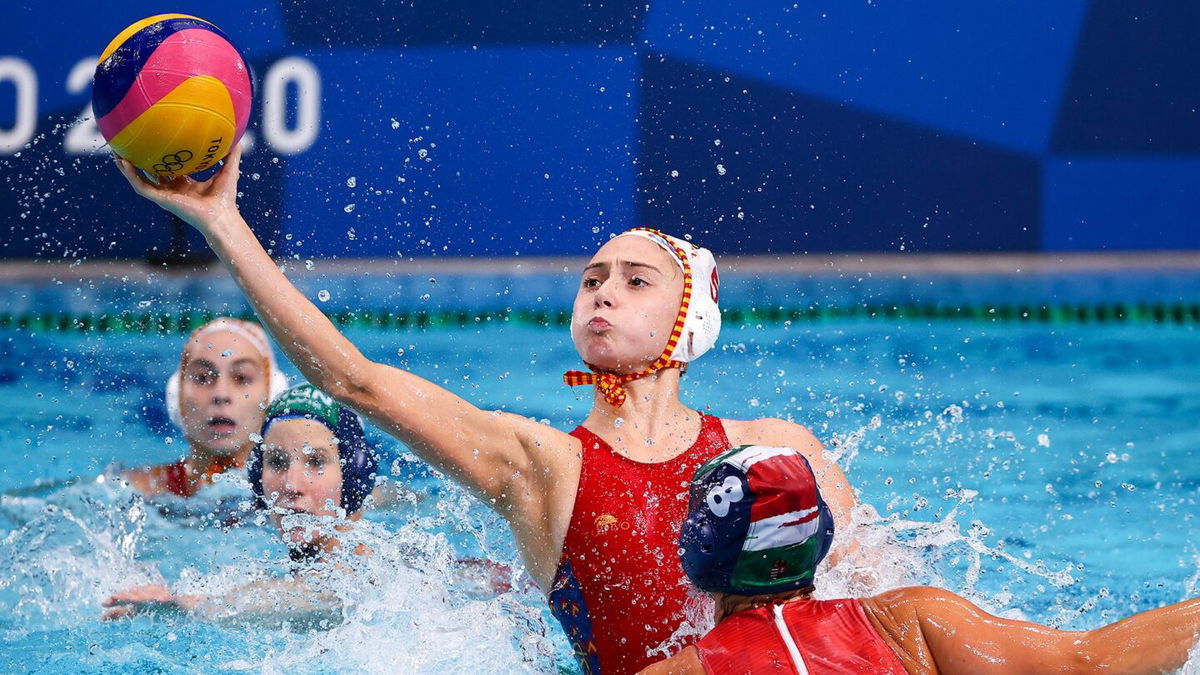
left=721, top=417, right=824, bottom=455
left=121, top=462, right=177, bottom=497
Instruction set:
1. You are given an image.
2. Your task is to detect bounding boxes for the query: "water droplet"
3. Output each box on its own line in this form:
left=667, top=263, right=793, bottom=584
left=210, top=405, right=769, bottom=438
left=669, top=169, right=680, bottom=178
left=346, top=176, right=357, bottom=188
left=396, top=347, right=405, bottom=357
left=390, top=118, right=400, bottom=129
left=716, top=164, right=727, bottom=176
left=344, top=203, right=356, bottom=213
left=318, top=289, right=331, bottom=302
left=220, top=349, right=234, bottom=357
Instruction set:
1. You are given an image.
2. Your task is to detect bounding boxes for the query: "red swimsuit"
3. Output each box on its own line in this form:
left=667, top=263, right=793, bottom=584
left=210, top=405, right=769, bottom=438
left=695, top=599, right=907, bottom=674
left=549, top=413, right=731, bottom=675
left=153, top=456, right=238, bottom=498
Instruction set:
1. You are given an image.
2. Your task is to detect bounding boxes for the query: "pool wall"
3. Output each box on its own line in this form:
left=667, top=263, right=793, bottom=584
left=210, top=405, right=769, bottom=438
left=3, top=1, right=1200, bottom=259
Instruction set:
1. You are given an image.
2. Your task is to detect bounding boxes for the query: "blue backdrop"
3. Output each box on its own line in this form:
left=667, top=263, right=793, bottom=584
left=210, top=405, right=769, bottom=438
left=2, top=1, right=1197, bottom=258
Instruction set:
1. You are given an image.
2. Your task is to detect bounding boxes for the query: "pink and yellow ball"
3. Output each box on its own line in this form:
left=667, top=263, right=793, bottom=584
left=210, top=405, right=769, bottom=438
left=92, top=14, right=252, bottom=177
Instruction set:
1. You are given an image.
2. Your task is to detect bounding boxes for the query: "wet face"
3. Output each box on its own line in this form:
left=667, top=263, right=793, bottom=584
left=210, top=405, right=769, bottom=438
left=178, top=330, right=271, bottom=456
left=260, top=418, right=344, bottom=545
left=571, top=236, right=685, bottom=373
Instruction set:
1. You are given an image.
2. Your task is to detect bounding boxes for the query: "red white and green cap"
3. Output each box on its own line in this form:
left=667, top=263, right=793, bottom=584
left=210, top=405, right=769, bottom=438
left=680, top=445, right=835, bottom=595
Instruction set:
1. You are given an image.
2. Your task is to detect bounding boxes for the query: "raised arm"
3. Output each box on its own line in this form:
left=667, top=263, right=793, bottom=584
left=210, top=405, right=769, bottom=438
left=114, top=151, right=579, bottom=579
left=865, top=586, right=1200, bottom=675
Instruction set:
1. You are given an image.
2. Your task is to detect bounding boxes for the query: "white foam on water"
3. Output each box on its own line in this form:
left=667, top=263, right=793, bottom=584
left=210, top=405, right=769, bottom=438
left=0, top=478, right=560, bottom=672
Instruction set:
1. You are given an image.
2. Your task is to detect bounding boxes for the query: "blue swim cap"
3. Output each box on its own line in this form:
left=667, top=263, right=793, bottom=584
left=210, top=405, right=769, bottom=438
left=679, top=445, right=834, bottom=595
left=248, top=383, right=378, bottom=514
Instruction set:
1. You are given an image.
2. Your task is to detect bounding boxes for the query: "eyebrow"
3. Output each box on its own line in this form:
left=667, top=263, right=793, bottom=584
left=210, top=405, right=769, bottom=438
left=583, top=260, right=665, bottom=275
left=186, top=357, right=261, bottom=371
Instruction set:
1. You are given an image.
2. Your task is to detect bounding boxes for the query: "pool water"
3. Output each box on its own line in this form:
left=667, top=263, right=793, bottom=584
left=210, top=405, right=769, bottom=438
left=1, top=271, right=1199, bottom=672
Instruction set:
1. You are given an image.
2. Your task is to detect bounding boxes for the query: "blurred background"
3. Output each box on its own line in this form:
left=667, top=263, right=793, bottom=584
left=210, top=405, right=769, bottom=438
left=3, top=0, right=1198, bottom=260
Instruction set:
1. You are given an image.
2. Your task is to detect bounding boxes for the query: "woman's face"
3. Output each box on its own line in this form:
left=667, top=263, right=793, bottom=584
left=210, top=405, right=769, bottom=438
left=178, top=330, right=270, bottom=455
left=571, top=235, right=685, bottom=373
left=260, top=417, right=344, bottom=545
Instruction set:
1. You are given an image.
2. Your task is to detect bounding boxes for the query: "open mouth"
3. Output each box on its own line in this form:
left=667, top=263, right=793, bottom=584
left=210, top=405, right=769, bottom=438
left=207, top=416, right=237, bottom=435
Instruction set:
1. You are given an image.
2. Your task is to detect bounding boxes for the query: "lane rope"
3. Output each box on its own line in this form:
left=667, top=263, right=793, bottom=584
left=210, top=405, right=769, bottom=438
left=2, top=302, right=1199, bottom=333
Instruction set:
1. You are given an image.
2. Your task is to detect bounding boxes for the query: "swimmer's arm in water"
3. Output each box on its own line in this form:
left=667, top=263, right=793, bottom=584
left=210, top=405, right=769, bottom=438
left=102, top=578, right=342, bottom=626
left=115, top=149, right=579, bottom=585
left=863, top=586, right=1200, bottom=675
left=101, top=583, right=206, bottom=620
left=728, top=417, right=860, bottom=567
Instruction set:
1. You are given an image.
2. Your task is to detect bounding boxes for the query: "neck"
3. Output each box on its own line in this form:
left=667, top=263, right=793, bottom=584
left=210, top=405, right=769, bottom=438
left=713, top=588, right=814, bottom=623
left=186, top=442, right=251, bottom=476
left=583, top=368, right=694, bottom=451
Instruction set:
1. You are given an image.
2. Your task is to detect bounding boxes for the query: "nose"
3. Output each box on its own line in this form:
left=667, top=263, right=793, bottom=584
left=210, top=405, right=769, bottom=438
left=210, top=373, right=233, bottom=405
left=593, top=278, right=617, bottom=309
left=285, top=459, right=309, bottom=491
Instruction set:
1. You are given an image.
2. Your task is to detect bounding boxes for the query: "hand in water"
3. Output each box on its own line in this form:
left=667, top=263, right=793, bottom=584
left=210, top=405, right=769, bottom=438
left=101, top=583, right=205, bottom=620
left=112, top=144, right=244, bottom=235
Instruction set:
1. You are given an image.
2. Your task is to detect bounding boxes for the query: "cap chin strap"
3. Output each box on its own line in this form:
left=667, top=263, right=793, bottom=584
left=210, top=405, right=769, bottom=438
left=564, top=359, right=688, bottom=407
left=563, top=228, right=693, bottom=407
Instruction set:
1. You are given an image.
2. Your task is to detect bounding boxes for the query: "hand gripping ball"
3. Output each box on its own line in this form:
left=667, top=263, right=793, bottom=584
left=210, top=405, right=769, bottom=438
left=92, top=14, right=252, bottom=177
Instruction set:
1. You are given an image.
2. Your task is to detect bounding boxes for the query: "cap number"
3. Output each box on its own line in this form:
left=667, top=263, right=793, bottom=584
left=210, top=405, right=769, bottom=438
left=706, top=476, right=743, bottom=517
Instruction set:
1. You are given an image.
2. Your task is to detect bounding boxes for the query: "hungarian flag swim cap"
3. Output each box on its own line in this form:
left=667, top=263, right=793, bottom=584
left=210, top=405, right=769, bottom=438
left=248, top=383, right=378, bottom=514
left=680, top=445, right=835, bottom=595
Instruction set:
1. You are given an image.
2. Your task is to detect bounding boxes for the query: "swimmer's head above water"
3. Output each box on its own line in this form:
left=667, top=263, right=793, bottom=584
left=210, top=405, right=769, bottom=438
left=679, top=445, right=835, bottom=596
left=565, top=228, right=721, bottom=406
left=168, top=318, right=289, bottom=457
left=249, top=383, right=378, bottom=552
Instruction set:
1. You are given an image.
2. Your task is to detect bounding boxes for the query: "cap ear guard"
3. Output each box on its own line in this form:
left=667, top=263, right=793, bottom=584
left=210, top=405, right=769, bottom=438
left=669, top=242, right=720, bottom=363
left=333, top=406, right=378, bottom=514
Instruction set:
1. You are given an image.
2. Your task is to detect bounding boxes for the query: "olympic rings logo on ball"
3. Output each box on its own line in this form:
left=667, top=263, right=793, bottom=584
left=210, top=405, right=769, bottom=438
left=153, top=150, right=194, bottom=173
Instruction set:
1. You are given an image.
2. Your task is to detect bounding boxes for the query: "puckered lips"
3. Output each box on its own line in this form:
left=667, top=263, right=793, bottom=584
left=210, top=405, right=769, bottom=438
left=587, top=316, right=612, bottom=333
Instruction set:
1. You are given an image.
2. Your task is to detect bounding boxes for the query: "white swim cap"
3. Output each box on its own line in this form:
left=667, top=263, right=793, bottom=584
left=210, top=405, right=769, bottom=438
left=165, top=318, right=289, bottom=431
left=617, top=228, right=721, bottom=363
left=564, top=228, right=721, bottom=407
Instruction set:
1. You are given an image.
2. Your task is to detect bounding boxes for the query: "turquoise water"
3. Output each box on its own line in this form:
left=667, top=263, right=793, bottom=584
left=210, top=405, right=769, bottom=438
left=1, top=270, right=1199, bottom=671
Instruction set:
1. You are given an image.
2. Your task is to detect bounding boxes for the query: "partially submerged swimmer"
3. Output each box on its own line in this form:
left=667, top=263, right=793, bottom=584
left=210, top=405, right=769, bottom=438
left=104, top=383, right=512, bottom=620
left=103, top=383, right=376, bottom=620
left=250, top=383, right=378, bottom=561
left=640, top=445, right=1200, bottom=674
left=123, top=318, right=288, bottom=498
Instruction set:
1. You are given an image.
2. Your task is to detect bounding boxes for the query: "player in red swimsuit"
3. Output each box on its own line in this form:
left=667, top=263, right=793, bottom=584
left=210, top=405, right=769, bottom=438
left=116, top=147, right=861, bottom=673
left=641, top=445, right=1200, bottom=675
left=122, top=317, right=288, bottom=498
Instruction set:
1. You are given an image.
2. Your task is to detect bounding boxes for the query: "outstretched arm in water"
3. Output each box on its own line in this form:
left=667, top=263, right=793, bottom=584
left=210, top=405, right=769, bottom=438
left=864, top=586, right=1200, bottom=674
left=114, top=150, right=579, bottom=587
